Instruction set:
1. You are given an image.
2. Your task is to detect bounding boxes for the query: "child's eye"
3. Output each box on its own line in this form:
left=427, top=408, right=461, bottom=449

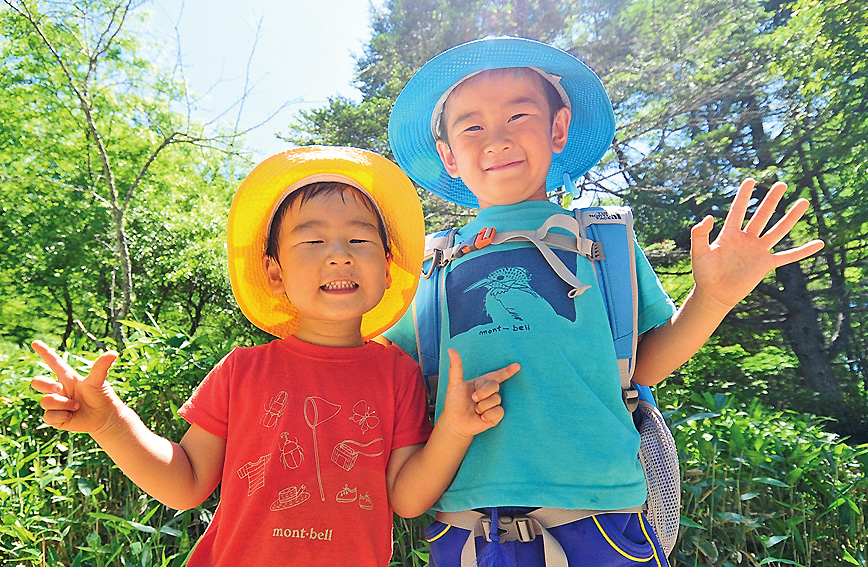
left=509, top=113, right=528, bottom=122
left=349, top=239, right=370, bottom=244
left=463, top=125, right=482, bottom=133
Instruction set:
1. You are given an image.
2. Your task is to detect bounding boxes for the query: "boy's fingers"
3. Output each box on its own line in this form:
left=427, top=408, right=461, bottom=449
left=723, top=178, right=755, bottom=230
left=30, top=375, right=63, bottom=395
left=474, top=393, right=502, bottom=414
left=473, top=378, right=501, bottom=401
left=744, top=181, right=787, bottom=237
left=772, top=239, right=825, bottom=268
left=42, top=410, right=73, bottom=430
left=31, top=340, right=79, bottom=387
left=761, top=198, right=810, bottom=246
left=40, top=393, right=80, bottom=412
left=690, top=215, right=714, bottom=254
left=477, top=362, right=520, bottom=385
left=479, top=406, right=505, bottom=426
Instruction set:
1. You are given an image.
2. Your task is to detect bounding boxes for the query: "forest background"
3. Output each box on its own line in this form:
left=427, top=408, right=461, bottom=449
left=1, top=0, right=866, bottom=565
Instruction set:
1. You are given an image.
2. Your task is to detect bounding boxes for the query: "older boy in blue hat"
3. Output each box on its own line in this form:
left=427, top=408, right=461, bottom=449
left=383, top=37, right=824, bottom=566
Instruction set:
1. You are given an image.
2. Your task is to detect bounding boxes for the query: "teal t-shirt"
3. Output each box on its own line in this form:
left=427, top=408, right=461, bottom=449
left=385, top=201, right=676, bottom=512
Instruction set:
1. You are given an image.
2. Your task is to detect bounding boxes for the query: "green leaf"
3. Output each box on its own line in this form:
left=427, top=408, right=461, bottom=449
left=673, top=412, right=721, bottom=427
left=129, top=521, right=156, bottom=533
left=679, top=515, right=706, bottom=529
left=764, top=535, right=789, bottom=548
left=758, top=558, right=804, bottom=566
left=753, top=477, right=790, bottom=488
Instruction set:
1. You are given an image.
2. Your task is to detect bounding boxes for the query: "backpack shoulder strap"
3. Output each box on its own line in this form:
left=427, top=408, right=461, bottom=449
left=577, top=205, right=657, bottom=410
left=414, top=229, right=456, bottom=410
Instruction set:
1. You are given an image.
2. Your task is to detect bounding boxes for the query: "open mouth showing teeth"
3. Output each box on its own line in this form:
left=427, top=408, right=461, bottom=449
left=321, top=280, right=358, bottom=291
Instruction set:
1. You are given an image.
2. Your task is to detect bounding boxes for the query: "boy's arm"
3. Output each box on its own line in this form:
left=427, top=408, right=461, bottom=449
left=632, top=179, right=824, bottom=386
left=31, top=341, right=225, bottom=510
left=385, top=349, right=519, bottom=518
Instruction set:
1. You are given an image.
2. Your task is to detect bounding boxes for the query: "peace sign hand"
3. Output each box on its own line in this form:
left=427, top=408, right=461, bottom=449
left=30, top=340, right=125, bottom=435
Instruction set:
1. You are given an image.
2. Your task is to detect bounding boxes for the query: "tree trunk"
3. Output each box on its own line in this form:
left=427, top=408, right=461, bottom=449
left=775, top=262, right=843, bottom=401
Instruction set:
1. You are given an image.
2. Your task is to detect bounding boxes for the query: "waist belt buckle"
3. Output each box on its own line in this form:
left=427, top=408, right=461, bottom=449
left=480, top=515, right=536, bottom=543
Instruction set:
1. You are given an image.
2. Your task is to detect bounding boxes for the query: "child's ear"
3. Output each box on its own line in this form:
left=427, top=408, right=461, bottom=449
left=384, top=255, right=393, bottom=289
left=263, top=256, right=286, bottom=294
left=436, top=139, right=461, bottom=178
left=551, top=107, right=572, bottom=154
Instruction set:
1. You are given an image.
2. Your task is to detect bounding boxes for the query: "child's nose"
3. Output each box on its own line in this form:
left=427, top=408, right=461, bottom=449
left=327, top=242, right=353, bottom=265
left=483, top=126, right=512, bottom=153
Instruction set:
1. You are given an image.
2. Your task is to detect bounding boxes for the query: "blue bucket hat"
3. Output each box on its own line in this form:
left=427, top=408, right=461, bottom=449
left=388, top=36, right=615, bottom=208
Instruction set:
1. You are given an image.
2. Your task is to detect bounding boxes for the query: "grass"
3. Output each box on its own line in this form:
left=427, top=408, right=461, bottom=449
left=2, top=330, right=866, bottom=566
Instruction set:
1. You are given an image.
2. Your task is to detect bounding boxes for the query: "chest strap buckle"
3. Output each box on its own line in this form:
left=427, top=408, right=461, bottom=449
left=480, top=515, right=536, bottom=543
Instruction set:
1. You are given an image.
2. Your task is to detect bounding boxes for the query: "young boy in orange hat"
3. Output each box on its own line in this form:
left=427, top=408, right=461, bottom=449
left=30, top=146, right=520, bottom=567
left=384, top=37, right=825, bottom=566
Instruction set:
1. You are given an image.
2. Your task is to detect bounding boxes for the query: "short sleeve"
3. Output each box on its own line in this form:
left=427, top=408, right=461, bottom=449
left=634, top=240, right=677, bottom=335
left=178, top=351, right=234, bottom=439
left=389, top=350, right=432, bottom=450
left=382, top=300, right=420, bottom=362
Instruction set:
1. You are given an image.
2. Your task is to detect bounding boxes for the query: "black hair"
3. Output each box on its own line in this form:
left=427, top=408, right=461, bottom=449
left=264, top=182, right=390, bottom=262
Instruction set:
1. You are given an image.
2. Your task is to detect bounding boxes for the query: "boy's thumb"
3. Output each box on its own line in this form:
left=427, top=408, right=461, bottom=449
left=446, top=348, right=464, bottom=387
left=85, top=351, right=119, bottom=388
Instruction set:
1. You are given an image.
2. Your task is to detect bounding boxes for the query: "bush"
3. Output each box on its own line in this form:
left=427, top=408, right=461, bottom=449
left=3, top=331, right=866, bottom=566
left=668, top=391, right=868, bottom=566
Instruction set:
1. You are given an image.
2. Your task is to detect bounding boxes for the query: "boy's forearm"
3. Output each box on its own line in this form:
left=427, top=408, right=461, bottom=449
left=388, top=423, right=473, bottom=518
left=632, top=285, right=731, bottom=386
left=90, top=404, right=213, bottom=510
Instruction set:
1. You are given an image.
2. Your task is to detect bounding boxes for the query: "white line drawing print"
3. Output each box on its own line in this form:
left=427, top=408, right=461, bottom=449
left=359, top=491, right=373, bottom=510
left=331, top=438, right=385, bottom=472
left=236, top=453, right=272, bottom=496
left=349, top=400, right=380, bottom=434
left=336, top=484, right=357, bottom=504
left=261, top=391, right=288, bottom=428
left=278, top=432, right=304, bottom=469
left=304, top=396, right=341, bottom=501
left=270, top=484, right=311, bottom=511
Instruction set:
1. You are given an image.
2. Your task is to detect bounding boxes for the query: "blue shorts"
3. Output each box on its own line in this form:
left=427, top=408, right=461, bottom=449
left=425, top=508, right=669, bottom=567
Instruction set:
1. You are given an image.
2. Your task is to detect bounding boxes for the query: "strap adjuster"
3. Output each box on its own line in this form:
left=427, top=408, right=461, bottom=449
left=480, top=515, right=536, bottom=543
left=422, top=249, right=443, bottom=279
left=623, top=387, right=639, bottom=413
left=589, top=241, right=605, bottom=261
left=454, top=227, right=496, bottom=259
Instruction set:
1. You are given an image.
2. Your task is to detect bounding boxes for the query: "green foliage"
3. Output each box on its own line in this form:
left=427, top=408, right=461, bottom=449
left=667, top=393, right=868, bottom=566
left=0, top=325, right=235, bottom=565
left=5, top=335, right=867, bottom=565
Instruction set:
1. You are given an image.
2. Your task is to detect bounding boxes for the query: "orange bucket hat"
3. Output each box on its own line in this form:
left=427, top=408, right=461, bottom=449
left=227, top=146, right=424, bottom=339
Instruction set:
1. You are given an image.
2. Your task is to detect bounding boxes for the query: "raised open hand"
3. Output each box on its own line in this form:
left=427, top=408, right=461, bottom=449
left=438, top=349, right=520, bottom=438
left=690, top=179, right=825, bottom=310
left=30, top=340, right=124, bottom=434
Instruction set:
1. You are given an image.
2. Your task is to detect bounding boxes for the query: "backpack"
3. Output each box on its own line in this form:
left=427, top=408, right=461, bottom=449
left=411, top=205, right=681, bottom=557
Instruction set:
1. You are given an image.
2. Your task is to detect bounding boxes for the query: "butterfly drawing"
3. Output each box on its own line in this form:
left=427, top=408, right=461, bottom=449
left=350, top=400, right=380, bottom=434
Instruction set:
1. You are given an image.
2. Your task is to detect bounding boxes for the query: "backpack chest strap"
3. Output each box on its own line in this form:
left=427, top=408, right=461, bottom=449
left=424, top=214, right=602, bottom=296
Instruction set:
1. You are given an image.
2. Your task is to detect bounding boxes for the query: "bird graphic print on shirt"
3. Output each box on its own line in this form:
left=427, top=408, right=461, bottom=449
left=447, top=247, right=578, bottom=338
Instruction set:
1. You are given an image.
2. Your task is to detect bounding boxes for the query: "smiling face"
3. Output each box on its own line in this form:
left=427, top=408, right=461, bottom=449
left=435, top=68, right=571, bottom=208
left=264, top=185, right=391, bottom=346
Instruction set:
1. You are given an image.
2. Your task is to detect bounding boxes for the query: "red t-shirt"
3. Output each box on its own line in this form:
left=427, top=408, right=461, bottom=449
left=178, top=336, right=432, bottom=566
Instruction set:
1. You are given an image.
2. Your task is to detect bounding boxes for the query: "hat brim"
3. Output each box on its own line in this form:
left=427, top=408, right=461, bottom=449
left=227, top=146, right=424, bottom=340
left=388, top=37, right=615, bottom=208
